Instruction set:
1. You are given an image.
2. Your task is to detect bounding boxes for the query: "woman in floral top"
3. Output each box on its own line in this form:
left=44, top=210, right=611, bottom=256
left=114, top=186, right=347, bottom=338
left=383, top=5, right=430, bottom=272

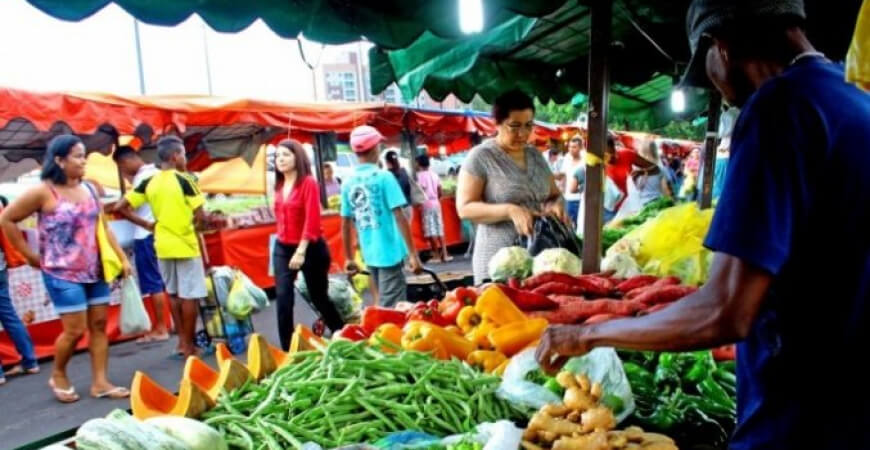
left=0, top=135, right=131, bottom=403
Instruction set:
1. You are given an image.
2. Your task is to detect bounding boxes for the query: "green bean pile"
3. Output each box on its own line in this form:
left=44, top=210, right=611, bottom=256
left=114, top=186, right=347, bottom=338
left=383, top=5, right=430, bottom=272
left=201, top=340, right=529, bottom=449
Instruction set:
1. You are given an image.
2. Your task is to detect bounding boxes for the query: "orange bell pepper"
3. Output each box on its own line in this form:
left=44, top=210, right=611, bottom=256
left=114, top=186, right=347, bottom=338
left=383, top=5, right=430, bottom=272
left=402, top=321, right=474, bottom=360
left=369, top=323, right=403, bottom=353
left=475, top=286, right=526, bottom=326
left=466, top=350, right=507, bottom=373
left=488, top=318, right=549, bottom=356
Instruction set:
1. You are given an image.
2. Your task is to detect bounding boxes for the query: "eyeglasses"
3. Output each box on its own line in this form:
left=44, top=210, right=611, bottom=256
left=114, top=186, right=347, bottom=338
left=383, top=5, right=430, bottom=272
left=504, top=122, right=534, bottom=135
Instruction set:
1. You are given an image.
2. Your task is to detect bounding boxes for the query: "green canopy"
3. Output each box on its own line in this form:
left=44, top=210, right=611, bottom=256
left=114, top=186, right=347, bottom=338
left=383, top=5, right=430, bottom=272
left=26, top=0, right=565, bottom=48
left=369, top=0, right=859, bottom=124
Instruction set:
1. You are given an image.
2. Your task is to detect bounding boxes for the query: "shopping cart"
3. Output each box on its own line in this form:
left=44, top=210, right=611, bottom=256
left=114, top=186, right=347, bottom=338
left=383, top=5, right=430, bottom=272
left=195, top=267, right=256, bottom=355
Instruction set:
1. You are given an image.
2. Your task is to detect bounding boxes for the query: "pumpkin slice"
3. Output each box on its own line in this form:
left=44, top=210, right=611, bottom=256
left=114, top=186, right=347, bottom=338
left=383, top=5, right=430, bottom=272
left=213, top=359, right=252, bottom=399
left=247, top=333, right=277, bottom=380
left=215, top=342, right=234, bottom=366
left=289, top=324, right=326, bottom=354
left=182, top=356, right=220, bottom=397
left=130, top=371, right=215, bottom=420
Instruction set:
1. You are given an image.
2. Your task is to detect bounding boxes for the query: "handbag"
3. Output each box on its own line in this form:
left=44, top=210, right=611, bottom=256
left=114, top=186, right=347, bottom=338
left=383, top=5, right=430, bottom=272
left=85, top=183, right=124, bottom=282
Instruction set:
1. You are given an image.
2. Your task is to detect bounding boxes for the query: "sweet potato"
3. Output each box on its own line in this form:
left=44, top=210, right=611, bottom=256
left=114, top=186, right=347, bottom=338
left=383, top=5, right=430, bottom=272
left=616, top=275, right=660, bottom=293
left=529, top=299, right=642, bottom=324
left=497, top=284, right=559, bottom=311
left=523, top=272, right=580, bottom=290
left=633, top=285, right=697, bottom=306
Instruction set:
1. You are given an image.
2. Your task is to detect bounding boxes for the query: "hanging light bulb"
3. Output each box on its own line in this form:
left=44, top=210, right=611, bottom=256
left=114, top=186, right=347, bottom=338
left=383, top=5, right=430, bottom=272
left=671, top=88, right=686, bottom=113
left=459, top=0, right=484, bottom=34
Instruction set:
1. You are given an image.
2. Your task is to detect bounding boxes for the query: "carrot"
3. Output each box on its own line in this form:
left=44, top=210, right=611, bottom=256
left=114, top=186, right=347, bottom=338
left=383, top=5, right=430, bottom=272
left=616, top=275, right=659, bottom=293
left=633, top=285, right=697, bottom=306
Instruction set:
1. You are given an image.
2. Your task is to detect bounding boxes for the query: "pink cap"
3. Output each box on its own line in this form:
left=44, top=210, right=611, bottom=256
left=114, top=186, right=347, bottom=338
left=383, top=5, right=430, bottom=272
left=350, top=125, right=385, bottom=153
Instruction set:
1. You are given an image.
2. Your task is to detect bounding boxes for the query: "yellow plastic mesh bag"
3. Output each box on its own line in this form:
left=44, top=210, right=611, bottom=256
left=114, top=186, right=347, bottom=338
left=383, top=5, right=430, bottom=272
left=847, top=0, right=870, bottom=91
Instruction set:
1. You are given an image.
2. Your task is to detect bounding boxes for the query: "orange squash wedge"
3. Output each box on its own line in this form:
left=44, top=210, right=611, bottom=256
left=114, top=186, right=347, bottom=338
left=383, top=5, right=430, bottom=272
left=247, top=333, right=278, bottom=380
left=215, top=342, right=234, bottom=366
left=183, top=356, right=252, bottom=401
left=289, top=324, right=326, bottom=354
left=130, top=371, right=214, bottom=420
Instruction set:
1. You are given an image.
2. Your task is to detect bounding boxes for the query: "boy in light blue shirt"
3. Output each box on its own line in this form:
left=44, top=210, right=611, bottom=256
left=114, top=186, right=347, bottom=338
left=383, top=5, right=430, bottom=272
left=341, top=126, right=422, bottom=307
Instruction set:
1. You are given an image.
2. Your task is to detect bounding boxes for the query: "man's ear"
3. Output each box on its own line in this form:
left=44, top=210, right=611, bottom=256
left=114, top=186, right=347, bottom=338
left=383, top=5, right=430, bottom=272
left=712, top=37, right=731, bottom=68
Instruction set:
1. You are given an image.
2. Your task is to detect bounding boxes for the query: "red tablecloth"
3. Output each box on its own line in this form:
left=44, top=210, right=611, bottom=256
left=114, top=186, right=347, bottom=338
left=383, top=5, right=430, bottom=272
left=204, top=197, right=466, bottom=289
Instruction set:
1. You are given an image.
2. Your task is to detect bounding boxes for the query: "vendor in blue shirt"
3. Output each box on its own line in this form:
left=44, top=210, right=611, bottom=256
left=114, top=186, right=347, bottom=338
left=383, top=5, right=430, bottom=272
left=536, top=1, right=870, bottom=448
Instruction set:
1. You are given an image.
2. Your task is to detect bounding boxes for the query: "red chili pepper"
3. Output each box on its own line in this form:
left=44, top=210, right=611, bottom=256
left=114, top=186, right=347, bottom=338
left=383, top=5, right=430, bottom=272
left=361, top=307, right=408, bottom=334
left=497, top=284, right=558, bottom=311
left=337, top=324, right=369, bottom=341
left=712, top=344, right=736, bottom=361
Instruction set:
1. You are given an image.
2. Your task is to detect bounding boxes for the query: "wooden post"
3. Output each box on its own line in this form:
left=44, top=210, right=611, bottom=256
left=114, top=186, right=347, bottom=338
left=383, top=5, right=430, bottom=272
left=313, top=132, right=328, bottom=209
left=581, top=0, right=612, bottom=274
left=698, top=93, right=722, bottom=209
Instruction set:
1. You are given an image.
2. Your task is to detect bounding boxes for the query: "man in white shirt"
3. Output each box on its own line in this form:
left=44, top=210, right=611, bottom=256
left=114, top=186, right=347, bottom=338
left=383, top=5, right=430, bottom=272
left=113, top=146, right=171, bottom=343
left=561, top=136, right=586, bottom=228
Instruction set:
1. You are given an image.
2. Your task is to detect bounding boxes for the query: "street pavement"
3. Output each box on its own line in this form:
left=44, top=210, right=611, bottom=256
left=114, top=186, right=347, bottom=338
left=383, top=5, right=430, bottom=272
left=0, top=255, right=472, bottom=449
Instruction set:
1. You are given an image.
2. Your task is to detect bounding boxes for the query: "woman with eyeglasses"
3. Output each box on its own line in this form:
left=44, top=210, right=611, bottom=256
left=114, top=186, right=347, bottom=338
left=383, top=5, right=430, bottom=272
left=456, top=89, right=564, bottom=283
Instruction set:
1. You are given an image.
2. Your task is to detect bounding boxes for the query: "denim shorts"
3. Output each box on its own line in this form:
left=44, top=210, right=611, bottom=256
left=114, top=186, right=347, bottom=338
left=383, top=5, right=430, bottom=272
left=42, top=273, right=111, bottom=315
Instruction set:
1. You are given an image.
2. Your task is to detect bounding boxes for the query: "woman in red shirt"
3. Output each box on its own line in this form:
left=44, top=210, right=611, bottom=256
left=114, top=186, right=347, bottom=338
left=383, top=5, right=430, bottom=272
left=272, top=139, right=344, bottom=350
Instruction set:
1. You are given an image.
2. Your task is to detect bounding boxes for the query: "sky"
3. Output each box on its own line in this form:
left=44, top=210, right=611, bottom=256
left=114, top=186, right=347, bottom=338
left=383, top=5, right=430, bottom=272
left=0, top=0, right=369, bottom=102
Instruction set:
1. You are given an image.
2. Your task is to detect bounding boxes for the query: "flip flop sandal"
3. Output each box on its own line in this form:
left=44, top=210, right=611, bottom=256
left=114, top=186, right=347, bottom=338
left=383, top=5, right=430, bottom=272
left=92, top=386, right=130, bottom=399
left=0, top=377, right=6, bottom=386
left=167, top=351, right=186, bottom=361
left=135, top=335, right=155, bottom=344
left=6, top=365, right=40, bottom=377
left=48, top=379, right=80, bottom=403
left=149, top=333, right=170, bottom=342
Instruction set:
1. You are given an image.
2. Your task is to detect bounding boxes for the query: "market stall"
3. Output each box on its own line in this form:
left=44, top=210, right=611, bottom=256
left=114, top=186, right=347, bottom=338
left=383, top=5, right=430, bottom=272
left=204, top=197, right=467, bottom=289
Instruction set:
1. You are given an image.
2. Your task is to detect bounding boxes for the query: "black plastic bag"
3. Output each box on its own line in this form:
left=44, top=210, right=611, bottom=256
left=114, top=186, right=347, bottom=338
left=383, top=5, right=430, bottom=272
left=516, top=215, right=583, bottom=257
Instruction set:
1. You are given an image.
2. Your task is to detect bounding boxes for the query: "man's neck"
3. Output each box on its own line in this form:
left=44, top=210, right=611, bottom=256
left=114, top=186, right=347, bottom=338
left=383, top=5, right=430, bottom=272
left=746, top=29, right=816, bottom=90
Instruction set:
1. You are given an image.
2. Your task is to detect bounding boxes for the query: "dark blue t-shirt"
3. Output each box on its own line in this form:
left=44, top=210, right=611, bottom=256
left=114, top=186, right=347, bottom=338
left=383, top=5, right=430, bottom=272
left=705, top=57, right=870, bottom=449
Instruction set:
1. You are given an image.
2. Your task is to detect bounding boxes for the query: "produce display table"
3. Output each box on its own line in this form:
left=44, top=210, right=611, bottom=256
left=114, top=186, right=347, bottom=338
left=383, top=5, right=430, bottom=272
left=204, top=197, right=467, bottom=289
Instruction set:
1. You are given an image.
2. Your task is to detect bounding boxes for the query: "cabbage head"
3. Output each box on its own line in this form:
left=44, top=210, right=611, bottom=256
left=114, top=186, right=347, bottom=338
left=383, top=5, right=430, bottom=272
left=488, top=246, right=533, bottom=281
left=532, top=248, right=582, bottom=276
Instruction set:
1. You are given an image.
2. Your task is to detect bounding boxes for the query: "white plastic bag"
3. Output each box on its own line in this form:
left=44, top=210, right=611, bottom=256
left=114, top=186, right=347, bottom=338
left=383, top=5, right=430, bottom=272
left=498, top=347, right=635, bottom=422
left=238, top=269, right=269, bottom=311
left=119, top=276, right=151, bottom=335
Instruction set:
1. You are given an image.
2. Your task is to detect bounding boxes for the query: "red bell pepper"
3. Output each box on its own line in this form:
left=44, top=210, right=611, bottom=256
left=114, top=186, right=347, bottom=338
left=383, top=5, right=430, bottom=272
left=361, top=306, right=408, bottom=334
left=439, top=287, right=479, bottom=324
left=406, top=301, right=451, bottom=327
left=337, top=324, right=369, bottom=341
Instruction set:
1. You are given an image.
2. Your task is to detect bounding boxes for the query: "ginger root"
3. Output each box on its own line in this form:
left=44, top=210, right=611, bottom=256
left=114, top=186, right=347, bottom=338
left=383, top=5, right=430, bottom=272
left=552, top=432, right=610, bottom=450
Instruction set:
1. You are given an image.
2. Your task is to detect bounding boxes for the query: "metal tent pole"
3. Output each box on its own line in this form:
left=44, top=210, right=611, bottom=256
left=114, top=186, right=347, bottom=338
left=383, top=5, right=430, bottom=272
left=313, top=132, right=328, bottom=209
left=698, top=93, right=722, bottom=209
left=581, top=0, right=612, bottom=274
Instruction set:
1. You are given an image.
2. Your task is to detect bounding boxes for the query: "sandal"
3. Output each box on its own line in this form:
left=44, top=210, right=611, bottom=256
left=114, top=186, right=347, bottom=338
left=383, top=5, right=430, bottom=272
left=0, top=377, right=6, bottom=386
left=91, top=386, right=130, bottom=399
left=49, top=378, right=80, bottom=403
left=3, top=365, right=39, bottom=377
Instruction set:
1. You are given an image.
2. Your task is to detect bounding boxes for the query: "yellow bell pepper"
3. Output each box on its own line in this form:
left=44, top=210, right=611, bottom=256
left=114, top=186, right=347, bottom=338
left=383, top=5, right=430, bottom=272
left=369, top=323, right=402, bottom=353
left=402, top=321, right=475, bottom=360
left=464, top=320, right=495, bottom=349
left=488, top=318, right=549, bottom=356
left=445, top=325, right=463, bottom=335
left=475, top=286, right=526, bottom=326
left=466, top=350, right=507, bottom=373
left=493, top=359, right=509, bottom=376
left=456, top=306, right=482, bottom=333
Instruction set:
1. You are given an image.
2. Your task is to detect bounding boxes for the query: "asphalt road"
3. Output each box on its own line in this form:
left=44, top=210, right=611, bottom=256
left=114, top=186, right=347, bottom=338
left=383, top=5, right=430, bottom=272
left=0, top=256, right=472, bottom=449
